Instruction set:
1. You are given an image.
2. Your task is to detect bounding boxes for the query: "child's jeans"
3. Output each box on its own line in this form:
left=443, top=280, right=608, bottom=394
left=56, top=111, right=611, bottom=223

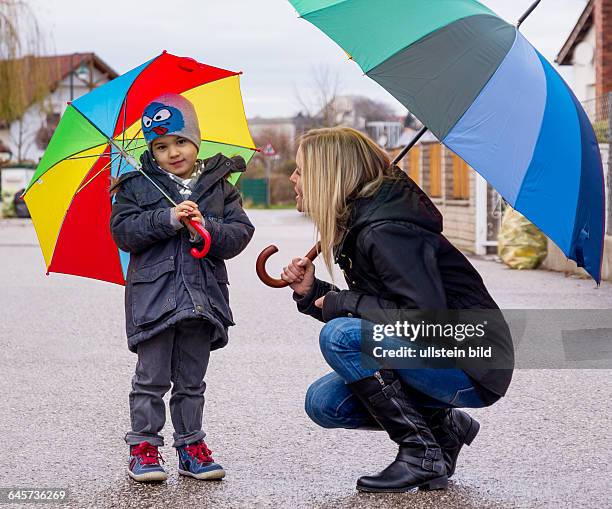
left=125, top=319, right=212, bottom=448
left=305, top=317, right=487, bottom=430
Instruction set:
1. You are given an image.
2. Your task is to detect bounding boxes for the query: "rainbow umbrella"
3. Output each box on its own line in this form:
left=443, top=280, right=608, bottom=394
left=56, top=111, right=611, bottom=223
left=23, top=52, right=256, bottom=285
left=288, top=0, right=605, bottom=283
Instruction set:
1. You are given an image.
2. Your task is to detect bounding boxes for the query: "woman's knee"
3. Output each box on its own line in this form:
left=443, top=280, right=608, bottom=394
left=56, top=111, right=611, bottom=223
left=319, top=317, right=362, bottom=367
left=304, top=373, right=351, bottom=429
left=305, top=391, right=336, bottom=429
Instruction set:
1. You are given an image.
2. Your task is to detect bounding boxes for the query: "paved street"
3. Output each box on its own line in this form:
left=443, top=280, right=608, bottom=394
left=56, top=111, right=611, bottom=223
left=0, top=210, right=610, bottom=508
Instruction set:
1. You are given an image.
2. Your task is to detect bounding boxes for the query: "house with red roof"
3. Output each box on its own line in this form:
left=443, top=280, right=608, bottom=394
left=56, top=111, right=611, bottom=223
left=556, top=0, right=612, bottom=106
left=0, top=53, right=118, bottom=164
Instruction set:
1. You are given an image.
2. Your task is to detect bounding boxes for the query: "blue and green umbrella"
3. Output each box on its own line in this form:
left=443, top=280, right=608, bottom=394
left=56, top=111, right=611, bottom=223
left=289, top=0, right=605, bottom=283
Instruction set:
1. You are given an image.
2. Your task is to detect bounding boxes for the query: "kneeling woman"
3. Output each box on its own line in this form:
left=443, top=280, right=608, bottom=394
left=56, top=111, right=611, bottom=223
left=281, top=127, right=513, bottom=493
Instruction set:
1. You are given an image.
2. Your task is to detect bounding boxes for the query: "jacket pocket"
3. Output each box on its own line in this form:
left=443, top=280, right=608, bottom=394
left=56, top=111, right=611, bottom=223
left=204, top=260, right=234, bottom=326
left=131, top=257, right=176, bottom=327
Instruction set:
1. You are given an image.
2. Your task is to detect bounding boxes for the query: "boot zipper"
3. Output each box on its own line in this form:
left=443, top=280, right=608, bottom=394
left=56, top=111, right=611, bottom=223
left=374, top=371, right=431, bottom=452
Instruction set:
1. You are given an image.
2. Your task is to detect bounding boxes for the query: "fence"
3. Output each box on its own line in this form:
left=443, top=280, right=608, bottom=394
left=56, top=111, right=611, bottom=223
left=581, top=94, right=612, bottom=236
left=580, top=94, right=610, bottom=142
left=240, top=178, right=269, bottom=207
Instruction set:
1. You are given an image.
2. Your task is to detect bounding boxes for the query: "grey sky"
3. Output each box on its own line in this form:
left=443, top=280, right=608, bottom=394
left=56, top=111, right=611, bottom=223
left=32, top=0, right=588, bottom=118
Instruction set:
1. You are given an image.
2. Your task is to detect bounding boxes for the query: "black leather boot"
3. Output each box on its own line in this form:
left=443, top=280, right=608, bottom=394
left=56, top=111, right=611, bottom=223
left=347, top=370, right=447, bottom=493
left=421, top=408, right=480, bottom=479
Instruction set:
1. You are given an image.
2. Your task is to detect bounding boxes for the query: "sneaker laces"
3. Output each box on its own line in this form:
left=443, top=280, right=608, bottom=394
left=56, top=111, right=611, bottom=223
left=185, top=441, right=214, bottom=464
left=131, top=441, right=165, bottom=465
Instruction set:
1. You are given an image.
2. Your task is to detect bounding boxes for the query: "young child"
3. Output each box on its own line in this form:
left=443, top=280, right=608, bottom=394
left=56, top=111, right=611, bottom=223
left=110, top=93, right=254, bottom=482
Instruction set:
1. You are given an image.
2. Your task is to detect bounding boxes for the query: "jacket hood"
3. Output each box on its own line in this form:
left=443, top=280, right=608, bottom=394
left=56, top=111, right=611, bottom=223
left=349, top=169, right=443, bottom=235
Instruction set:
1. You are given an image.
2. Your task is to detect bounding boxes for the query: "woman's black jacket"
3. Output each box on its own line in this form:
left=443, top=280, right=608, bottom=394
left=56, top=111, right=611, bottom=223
left=294, top=170, right=514, bottom=404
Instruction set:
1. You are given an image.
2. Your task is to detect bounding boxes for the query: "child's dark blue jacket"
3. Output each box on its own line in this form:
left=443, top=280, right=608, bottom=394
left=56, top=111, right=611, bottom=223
left=110, top=151, right=254, bottom=352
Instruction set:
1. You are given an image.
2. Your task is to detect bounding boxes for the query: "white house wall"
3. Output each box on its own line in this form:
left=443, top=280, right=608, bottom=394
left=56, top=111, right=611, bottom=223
left=572, top=25, right=596, bottom=103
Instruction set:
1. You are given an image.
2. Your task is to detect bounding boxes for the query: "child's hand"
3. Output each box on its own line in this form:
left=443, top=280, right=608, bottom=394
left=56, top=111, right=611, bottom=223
left=173, top=201, right=203, bottom=224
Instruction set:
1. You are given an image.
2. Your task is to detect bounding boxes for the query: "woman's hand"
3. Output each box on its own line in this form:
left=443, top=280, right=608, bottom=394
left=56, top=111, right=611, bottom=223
left=314, top=296, right=325, bottom=308
left=281, top=257, right=315, bottom=296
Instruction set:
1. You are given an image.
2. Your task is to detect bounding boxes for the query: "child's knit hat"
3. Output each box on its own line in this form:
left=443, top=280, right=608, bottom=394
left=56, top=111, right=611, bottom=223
left=141, top=93, right=201, bottom=150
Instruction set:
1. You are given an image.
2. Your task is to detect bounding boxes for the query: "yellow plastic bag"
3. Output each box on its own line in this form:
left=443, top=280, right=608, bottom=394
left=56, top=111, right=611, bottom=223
left=498, top=207, right=548, bottom=270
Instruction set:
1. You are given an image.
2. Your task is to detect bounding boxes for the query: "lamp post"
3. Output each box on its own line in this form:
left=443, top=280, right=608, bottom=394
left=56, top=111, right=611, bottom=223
left=260, top=142, right=277, bottom=208
left=0, top=144, right=13, bottom=214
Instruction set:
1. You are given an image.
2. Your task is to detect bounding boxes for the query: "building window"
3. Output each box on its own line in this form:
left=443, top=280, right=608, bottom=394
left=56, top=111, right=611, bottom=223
left=428, top=144, right=442, bottom=198
left=35, top=112, right=61, bottom=151
left=451, top=154, right=470, bottom=200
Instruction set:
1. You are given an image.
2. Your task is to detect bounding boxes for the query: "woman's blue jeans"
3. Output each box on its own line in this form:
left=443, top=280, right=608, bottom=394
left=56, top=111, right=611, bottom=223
left=305, top=318, right=486, bottom=430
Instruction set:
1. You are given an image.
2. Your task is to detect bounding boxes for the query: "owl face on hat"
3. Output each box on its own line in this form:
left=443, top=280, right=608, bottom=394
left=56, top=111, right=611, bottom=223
left=141, top=93, right=202, bottom=150
left=142, top=103, right=185, bottom=140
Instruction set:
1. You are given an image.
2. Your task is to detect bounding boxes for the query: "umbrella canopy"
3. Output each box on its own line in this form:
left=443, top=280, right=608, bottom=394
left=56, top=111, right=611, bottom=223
left=289, top=0, right=605, bottom=283
left=23, top=52, right=256, bottom=286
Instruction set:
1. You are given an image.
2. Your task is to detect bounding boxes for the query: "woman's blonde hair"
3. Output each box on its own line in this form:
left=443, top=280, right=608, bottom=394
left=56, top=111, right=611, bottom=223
left=297, top=126, right=393, bottom=275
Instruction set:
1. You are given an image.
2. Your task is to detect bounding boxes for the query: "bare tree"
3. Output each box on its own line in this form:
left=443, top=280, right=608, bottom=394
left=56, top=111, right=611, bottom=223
left=295, top=65, right=343, bottom=128
left=252, top=127, right=292, bottom=161
left=353, top=96, right=398, bottom=123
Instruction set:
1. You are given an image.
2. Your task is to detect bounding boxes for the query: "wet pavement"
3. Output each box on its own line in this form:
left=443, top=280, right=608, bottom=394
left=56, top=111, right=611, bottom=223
left=0, top=211, right=610, bottom=508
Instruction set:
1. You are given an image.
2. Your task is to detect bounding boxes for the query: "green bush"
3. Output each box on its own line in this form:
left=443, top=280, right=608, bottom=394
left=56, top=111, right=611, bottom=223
left=275, top=159, right=297, bottom=176
left=270, top=174, right=295, bottom=205
left=592, top=120, right=608, bottom=143
left=1, top=190, right=16, bottom=218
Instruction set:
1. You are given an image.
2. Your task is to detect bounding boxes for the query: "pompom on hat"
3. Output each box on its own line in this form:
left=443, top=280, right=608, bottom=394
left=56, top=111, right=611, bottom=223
left=141, top=93, right=201, bottom=150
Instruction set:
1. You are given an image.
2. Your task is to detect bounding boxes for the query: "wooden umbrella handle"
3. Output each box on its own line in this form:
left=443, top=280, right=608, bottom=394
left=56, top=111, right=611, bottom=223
left=256, top=242, right=320, bottom=288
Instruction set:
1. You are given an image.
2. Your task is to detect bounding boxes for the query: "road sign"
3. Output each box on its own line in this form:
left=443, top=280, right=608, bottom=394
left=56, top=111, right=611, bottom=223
left=261, top=142, right=277, bottom=157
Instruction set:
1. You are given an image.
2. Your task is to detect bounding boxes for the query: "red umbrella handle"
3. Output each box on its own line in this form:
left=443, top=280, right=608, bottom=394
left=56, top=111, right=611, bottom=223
left=256, top=243, right=320, bottom=288
left=187, top=219, right=212, bottom=259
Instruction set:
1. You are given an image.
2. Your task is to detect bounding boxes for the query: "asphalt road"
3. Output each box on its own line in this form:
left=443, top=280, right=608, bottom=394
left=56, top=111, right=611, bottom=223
left=0, top=211, right=610, bottom=508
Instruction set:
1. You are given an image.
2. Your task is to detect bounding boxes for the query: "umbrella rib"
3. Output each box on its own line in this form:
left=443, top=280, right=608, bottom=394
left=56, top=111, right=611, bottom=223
left=201, top=139, right=258, bottom=152
left=121, top=128, right=143, bottom=152
left=65, top=152, right=115, bottom=161
left=75, top=128, right=146, bottom=195
left=65, top=143, right=146, bottom=161
left=126, top=143, right=146, bottom=152
left=233, top=71, right=257, bottom=149
left=45, top=148, right=114, bottom=273
left=112, top=127, right=144, bottom=182
left=118, top=95, right=129, bottom=176
left=106, top=52, right=162, bottom=142
left=74, top=151, right=122, bottom=195
left=122, top=96, right=128, bottom=146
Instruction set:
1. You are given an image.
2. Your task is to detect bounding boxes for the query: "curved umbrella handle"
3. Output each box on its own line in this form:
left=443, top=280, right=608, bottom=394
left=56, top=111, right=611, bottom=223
left=256, top=242, right=320, bottom=288
left=187, top=219, right=212, bottom=259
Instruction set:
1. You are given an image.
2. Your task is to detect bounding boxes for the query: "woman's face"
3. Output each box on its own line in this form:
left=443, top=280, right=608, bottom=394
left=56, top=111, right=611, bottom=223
left=290, top=147, right=304, bottom=212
